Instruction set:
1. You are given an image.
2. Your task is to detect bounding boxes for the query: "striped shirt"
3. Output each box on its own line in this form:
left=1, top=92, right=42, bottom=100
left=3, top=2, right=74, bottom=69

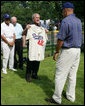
left=57, top=14, right=83, bottom=48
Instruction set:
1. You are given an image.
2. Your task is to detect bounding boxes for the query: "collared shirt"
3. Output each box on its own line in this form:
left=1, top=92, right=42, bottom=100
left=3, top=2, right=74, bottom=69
left=14, top=23, right=23, bottom=39
left=57, top=14, right=83, bottom=48
left=1, top=22, right=15, bottom=42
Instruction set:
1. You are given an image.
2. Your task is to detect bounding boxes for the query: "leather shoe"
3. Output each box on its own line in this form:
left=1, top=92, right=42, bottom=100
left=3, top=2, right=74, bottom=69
left=32, top=75, right=41, bottom=80
left=26, top=73, right=31, bottom=82
left=20, top=67, right=23, bottom=70
left=45, top=98, right=60, bottom=104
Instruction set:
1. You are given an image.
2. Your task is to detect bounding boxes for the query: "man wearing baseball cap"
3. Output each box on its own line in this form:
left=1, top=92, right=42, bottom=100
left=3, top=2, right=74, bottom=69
left=1, top=13, right=17, bottom=74
left=46, top=2, right=83, bottom=104
left=4, top=13, right=10, bottom=19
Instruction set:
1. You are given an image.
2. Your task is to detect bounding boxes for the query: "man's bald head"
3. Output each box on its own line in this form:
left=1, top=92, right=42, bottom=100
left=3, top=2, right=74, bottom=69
left=11, top=16, right=17, bottom=25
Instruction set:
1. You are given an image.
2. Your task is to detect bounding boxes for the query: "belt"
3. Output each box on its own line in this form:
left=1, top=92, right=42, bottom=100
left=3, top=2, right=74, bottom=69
left=62, top=47, right=80, bottom=49
left=15, top=38, right=22, bottom=40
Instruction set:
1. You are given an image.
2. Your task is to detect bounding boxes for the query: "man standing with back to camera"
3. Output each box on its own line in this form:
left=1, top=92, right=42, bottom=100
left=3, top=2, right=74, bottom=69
left=46, top=2, right=83, bottom=104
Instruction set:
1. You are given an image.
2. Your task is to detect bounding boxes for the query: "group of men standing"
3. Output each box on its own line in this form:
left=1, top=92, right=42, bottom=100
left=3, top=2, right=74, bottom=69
left=1, top=2, right=83, bottom=105
left=1, top=12, right=48, bottom=78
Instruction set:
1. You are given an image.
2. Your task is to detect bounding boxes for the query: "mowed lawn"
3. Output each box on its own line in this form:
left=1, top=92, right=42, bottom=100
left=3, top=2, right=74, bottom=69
left=1, top=53, right=84, bottom=105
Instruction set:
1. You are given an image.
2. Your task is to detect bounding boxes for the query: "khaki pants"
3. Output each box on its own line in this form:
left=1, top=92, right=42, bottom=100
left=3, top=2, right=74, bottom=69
left=1, top=41, right=15, bottom=72
left=52, top=48, right=80, bottom=104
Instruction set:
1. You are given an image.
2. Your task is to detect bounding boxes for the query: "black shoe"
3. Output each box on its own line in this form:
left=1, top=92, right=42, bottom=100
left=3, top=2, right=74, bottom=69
left=14, top=65, right=17, bottom=69
left=32, top=75, right=40, bottom=80
left=20, top=67, right=23, bottom=70
left=45, top=98, right=60, bottom=104
left=26, top=74, right=31, bottom=82
left=32, top=75, right=38, bottom=79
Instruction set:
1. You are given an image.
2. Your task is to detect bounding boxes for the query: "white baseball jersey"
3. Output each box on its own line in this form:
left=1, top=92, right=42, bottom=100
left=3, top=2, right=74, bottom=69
left=26, top=24, right=48, bottom=61
left=1, top=22, right=15, bottom=42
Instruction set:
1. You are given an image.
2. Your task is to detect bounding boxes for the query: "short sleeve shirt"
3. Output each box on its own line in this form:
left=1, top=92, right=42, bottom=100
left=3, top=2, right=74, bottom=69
left=14, top=23, right=23, bottom=39
left=57, top=14, right=83, bottom=48
left=1, top=22, right=15, bottom=42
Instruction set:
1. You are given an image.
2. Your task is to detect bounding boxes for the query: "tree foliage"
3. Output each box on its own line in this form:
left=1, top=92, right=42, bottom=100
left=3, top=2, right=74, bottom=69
left=1, top=1, right=84, bottom=27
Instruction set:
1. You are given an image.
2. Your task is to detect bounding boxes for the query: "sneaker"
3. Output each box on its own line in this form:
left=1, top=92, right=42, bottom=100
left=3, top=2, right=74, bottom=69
left=3, top=71, right=7, bottom=74
left=66, top=96, right=75, bottom=102
left=9, top=68, right=17, bottom=71
left=2, top=69, right=7, bottom=74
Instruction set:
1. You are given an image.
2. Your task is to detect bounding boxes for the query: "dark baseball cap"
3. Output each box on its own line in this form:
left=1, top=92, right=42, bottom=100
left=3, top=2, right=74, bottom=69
left=62, top=2, right=74, bottom=9
left=4, top=14, right=10, bottom=19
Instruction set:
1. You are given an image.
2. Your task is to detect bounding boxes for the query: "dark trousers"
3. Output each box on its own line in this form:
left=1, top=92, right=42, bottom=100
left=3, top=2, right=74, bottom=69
left=14, top=38, right=23, bottom=69
left=26, top=58, right=40, bottom=77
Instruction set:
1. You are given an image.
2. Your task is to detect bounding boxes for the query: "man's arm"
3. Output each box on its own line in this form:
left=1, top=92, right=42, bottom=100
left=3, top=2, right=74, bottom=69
left=22, top=35, right=26, bottom=47
left=53, top=39, right=64, bottom=61
left=13, top=34, right=15, bottom=43
left=1, top=34, right=15, bottom=47
left=55, top=39, right=64, bottom=53
left=1, top=35, right=9, bottom=44
left=53, top=20, right=68, bottom=61
left=22, top=28, right=27, bottom=36
left=22, top=24, right=31, bottom=36
left=22, top=24, right=31, bottom=47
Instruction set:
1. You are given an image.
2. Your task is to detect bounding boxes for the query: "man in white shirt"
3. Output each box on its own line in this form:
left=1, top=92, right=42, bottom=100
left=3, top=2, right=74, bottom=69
left=23, top=13, right=48, bottom=82
left=11, top=17, right=24, bottom=70
left=1, top=14, right=17, bottom=74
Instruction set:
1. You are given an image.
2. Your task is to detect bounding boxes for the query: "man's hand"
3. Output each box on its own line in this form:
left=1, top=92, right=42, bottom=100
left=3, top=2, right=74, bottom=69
left=26, top=24, right=31, bottom=29
left=53, top=52, right=59, bottom=61
left=8, top=41, right=14, bottom=47
left=45, top=29, right=49, bottom=33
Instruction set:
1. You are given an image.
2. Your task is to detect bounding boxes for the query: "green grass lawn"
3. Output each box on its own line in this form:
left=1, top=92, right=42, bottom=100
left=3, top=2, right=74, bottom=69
left=1, top=53, right=84, bottom=105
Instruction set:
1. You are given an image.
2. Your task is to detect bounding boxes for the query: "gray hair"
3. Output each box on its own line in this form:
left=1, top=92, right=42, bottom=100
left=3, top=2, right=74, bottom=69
left=11, top=16, right=17, bottom=22
left=32, top=13, right=40, bottom=20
